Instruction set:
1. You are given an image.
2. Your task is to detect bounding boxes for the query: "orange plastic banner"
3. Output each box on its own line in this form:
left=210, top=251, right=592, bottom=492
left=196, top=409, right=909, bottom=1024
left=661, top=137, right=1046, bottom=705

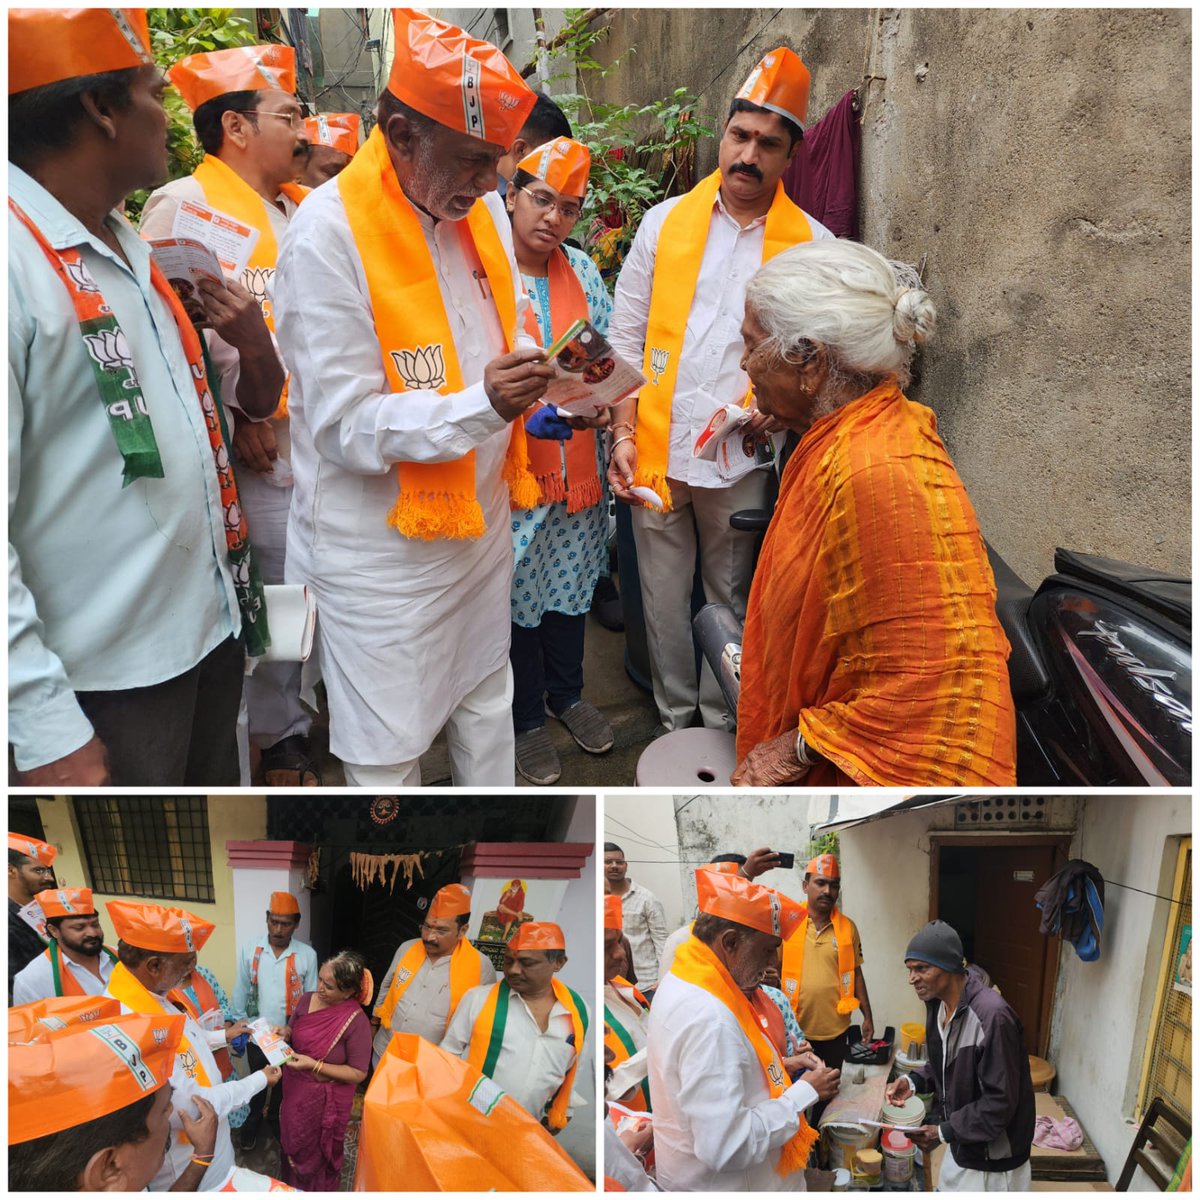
left=353, top=1033, right=592, bottom=1192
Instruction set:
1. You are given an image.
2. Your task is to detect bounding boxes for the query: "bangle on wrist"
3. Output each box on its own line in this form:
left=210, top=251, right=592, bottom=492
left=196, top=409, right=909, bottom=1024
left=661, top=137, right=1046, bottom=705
left=611, top=420, right=635, bottom=437
left=608, top=434, right=634, bottom=465
left=795, top=730, right=815, bottom=769
left=191, top=1156, right=214, bottom=1167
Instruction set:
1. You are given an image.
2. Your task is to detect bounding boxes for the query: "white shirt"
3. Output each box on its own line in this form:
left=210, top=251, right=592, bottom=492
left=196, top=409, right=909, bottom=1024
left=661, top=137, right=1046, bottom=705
left=616, top=880, right=669, bottom=988
left=274, top=182, right=533, bottom=765
left=11, top=946, right=114, bottom=1004
left=229, top=936, right=319, bottom=1027
left=108, top=985, right=268, bottom=1190
left=608, top=188, right=833, bottom=486
left=371, top=937, right=497, bottom=1062
left=647, top=971, right=818, bottom=1191
left=659, top=921, right=693, bottom=981
left=8, top=168, right=240, bottom=770
left=604, top=979, right=649, bottom=1102
left=442, top=981, right=587, bottom=1122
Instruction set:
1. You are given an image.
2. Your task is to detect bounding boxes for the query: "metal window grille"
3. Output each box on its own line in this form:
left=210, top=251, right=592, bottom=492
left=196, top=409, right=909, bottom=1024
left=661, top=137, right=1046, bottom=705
left=74, top=797, right=214, bottom=903
left=1139, top=842, right=1192, bottom=1120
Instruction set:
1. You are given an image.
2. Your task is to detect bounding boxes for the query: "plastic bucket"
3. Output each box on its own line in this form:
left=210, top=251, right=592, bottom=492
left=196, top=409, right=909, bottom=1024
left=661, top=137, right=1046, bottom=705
left=881, top=1129, right=915, bottom=1183
left=825, top=1124, right=877, bottom=1171
left=900, top=1021, right=927, bottom=1060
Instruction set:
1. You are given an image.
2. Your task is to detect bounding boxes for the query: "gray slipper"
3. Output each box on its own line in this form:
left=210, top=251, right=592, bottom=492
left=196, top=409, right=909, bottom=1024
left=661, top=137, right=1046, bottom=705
left=515, top=726, right=561, bottom=785
left=549, top=701, right=614, bottom=754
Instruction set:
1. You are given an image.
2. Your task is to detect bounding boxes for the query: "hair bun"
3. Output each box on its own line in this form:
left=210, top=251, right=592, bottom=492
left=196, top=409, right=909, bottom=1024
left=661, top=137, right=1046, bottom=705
left=893, top=286, right=937, bottom=347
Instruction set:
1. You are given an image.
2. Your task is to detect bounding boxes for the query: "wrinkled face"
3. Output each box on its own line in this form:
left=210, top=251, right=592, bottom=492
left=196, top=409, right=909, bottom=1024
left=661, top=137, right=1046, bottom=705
left=301, top=144, right=352, bottom=186
left=151, top=951, right=196, bottom=995
left=420, top=916, right=462, bottom=960
left=739, top=305, right=818, bottom=430
left=403, top=119, right=506, bottom=222
left=760, top=943, right=783, bottom=990
left=503, top=947, right=564, bottom=995
left=801, top=872, right=840, bottom=918
left=316, top=962, right=355, bottom=1004
left=603, top=927, right=627, bottom=982
left=266, top=912, right=299, bottom=950
left=724, top=927, right=782, bottom=990
left=905, top=958, right=953, bottom=1003
left=52, top=913, right=105, bottom=956
left=604, top=850, right=628, bottom=885
left=507, top=177, right=583, bottom=257
left=717, top=108, right=797, bottom=206
left=240, top=89, right=309, bottom=187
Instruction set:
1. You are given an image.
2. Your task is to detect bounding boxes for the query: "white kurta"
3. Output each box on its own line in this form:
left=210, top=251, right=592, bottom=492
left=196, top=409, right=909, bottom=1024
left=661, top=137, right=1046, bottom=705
left=11, top=947, right=113, bottom=1004
left=274, top=182, right=532, bottom=765
left=647, top=971, right=818, bottom=1191
left=441, top=982, right=587, bottom=1122
left=371, top=938, right=497, bottom=1064
left=109, top=986, right=268, bottom=1191
left=604, top=979, right=649, bottom=1102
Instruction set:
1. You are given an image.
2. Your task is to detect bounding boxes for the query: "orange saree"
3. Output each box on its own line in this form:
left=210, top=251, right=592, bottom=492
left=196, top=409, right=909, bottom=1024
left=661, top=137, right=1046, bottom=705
left=736, top=381, right=1017, bottom=786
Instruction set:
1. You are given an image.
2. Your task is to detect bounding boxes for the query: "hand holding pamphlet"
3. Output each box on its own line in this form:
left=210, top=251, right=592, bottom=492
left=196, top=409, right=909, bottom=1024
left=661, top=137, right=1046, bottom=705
left=148, top=238, right=225, bottom=328
left=692, top=400, right=776, bottom=482
left=539, top=319, right=645, bottom=418
left=247, top=1017, right=293, bottom=1066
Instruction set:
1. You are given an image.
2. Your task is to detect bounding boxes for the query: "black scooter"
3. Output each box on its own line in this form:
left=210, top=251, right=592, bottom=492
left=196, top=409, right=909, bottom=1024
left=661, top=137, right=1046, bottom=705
left=694, top=545, right=1191, bottom=786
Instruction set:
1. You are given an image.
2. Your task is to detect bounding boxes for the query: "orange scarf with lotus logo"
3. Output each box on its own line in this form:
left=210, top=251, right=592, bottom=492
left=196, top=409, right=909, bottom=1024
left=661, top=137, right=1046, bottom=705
left=337, top=128, right=539, bottom=540
left=192, top=154, right=308, bottom=416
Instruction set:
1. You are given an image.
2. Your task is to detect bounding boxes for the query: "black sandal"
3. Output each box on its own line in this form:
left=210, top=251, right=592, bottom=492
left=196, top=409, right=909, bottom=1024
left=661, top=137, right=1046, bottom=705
left=259, top=734, right=322, bottom=787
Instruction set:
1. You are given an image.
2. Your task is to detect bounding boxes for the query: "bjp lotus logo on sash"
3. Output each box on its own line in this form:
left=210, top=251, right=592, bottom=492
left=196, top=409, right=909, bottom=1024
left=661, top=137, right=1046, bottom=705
left=83, top=328, right=136, bottom=380
left=392, top=344, right=447, bottom=391
left=767, top=1060, right=785, bottom=1087
left=243, top=267, right=273, bottom=320
left=649, top=346, right=669, bottom=385
left=64, top=258, right=101, bottom=294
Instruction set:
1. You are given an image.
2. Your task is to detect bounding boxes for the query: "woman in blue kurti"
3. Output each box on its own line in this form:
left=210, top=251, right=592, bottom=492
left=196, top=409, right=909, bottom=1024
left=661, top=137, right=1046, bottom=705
left=506, top=138, right=614, bottom=785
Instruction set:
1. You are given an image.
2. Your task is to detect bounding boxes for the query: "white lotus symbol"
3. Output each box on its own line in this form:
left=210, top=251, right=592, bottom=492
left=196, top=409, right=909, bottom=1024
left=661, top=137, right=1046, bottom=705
left=391, top=344, right=446, bottom=390
left=225, top=501, right=242, bottom=532
left=244, top=267, right=273, bottom=317
left=83, top=328, right=135, bottom=374
left=65, top=259, right=101, bottom=293
left=231, top=558, right=250, bottom=587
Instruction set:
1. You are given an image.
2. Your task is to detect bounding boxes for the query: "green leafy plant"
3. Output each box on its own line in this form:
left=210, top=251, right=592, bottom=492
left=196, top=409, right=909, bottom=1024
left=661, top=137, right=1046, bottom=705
left=126, top=8, right=259, bottom=221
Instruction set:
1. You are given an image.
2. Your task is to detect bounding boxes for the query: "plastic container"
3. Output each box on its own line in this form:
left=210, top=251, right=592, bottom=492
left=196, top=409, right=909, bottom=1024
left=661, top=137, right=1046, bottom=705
left=1029, top=1055, right=1056, bottom=1092
left=900, top=1021, right=927, bottom=1061
left=825, top=1123, right=877, bottom=1171
left=882, top=1094, right=926, bottom=1127
left=852, top=1148, right=883, bottom=1189
left=832, top=1167, right=851, bottom=1191
left=881, top=1128, right=915, bottom=1184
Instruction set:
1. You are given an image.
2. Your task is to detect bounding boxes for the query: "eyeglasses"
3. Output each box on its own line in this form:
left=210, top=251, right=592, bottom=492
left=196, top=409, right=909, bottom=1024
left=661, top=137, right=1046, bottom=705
left=518, top=185, right=582, bottom=223
left=238, top=109, right=305, bottom=130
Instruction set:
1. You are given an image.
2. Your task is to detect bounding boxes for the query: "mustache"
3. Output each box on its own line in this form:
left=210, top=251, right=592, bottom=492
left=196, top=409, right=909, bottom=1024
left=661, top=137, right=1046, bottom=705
left=729, top=162, right=763, bottom=181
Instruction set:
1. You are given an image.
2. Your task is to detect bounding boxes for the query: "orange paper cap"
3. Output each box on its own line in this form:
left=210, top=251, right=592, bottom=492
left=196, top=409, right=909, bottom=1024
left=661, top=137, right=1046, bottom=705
left=169, top=43, right=296, bottom=111
left=9, top=9, right=153, bottom=96
left=107, top=900, right=215, bottom=955
left=604, top=895, right=623, bottom=931
left=509, top=921, right=566, bottom=952
left=39, top=887, right=96, bottom=919
left=429, top=883, right=472, bottom=921
left=695, top=868, right=805, bottom=941
left=9, top=1013, right=184, bottom=1144
left=387, top=8, right=536, bottom=148
left=734, top=46, right=810, bottom=131
left=8, top=832, right=56, bottom=867
left=705, top=861, right=744, bottom=875
left=269, top=891, right=301, bottom=916
left=9, top=996, right=122, bottom=1044
left=303, top=112, right=360, bottom=155
left=517, top=137, right=591, bottom=198
left=806, top=853, right=840, bottom=879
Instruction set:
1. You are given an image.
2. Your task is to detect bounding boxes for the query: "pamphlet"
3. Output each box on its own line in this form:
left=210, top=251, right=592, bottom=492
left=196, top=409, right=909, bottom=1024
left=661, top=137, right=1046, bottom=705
left=17, top=898, right=47, bottom=940
left=247, top=1017, right=293, bottom=1066
left=168, top=199, right=259, bottom=279
left=691, top=402, right=775, bottom=482
left=148, top=237, right=224, bottom=326
left=540, top=319, right=645, bottom=418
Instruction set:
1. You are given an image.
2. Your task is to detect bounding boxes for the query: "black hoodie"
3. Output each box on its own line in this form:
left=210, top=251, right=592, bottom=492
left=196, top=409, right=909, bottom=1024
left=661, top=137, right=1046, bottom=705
left=909, top=965, right=1035, bottom=1173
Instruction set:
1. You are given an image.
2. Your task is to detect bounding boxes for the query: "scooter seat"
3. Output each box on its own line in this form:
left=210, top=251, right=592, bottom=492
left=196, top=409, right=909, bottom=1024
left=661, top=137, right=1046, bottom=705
left=986, top=542, right=1053, bottom=704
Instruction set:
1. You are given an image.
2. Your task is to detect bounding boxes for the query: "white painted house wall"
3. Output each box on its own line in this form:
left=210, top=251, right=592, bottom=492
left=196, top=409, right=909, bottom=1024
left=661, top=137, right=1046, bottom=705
left=604, top=793, right=687, bottom=931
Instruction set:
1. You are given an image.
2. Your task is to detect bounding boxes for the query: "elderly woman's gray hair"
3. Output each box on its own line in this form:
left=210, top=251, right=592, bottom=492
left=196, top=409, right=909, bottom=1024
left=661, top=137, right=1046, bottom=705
left=744, top=239, right=936, bottom=387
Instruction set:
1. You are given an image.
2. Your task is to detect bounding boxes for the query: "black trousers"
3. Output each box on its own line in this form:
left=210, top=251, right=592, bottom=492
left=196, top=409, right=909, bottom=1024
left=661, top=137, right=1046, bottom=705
left=75, top=635, right=243, bottom=785
left=510, top=614, right=586, bottom=731
left=241, top=1040, right=283, bottom=1135
left=807, top=1029, right=851, bottom=1126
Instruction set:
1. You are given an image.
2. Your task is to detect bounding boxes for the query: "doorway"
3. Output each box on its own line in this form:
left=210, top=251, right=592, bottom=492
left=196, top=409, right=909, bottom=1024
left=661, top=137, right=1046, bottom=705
left=930, top=835, right=1071, bottom=1055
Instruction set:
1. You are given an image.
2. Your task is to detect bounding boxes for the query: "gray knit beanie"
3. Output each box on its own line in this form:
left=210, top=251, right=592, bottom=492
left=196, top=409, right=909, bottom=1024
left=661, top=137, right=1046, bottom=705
left=904, top=920, right=967, bottom=973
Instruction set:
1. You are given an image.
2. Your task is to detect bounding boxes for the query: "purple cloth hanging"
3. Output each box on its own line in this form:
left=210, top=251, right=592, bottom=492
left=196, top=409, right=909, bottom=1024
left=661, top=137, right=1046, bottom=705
left=782, top=88, right=861, bottom=239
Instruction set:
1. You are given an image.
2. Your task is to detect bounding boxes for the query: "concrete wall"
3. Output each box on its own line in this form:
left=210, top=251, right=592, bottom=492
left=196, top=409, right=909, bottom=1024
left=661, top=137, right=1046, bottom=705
left=604, top=792, right=688, bottom=930
left=36, top=795, right=268, bottom=989
left=587, top=8, right=1191, bottom=584
left=1046, top=794, right=1192, bottom=1185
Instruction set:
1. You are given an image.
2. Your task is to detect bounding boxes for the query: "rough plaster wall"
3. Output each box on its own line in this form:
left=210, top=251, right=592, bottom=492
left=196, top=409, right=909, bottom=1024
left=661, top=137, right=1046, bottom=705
left=604, top=792, right=688, bottom=929
left=1046, top=794, right=1191, bottom=1184
left=591, top=8, right=1190, bottom=583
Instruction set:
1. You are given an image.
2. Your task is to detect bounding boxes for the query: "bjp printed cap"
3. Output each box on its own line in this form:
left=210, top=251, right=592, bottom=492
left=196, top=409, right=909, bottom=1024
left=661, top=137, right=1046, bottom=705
left=387, top=8, right=536, bottom=148
left=428, top=883, right=472, bottom=921
left=9, top=996, right=122, bottom=1044
left=39, top=887, right=97, bottom=920
left=269, top=891, right=301, bottom=916
left=734, top=46, right=810, bottom=131
left=696, top=867, right=805, bottom=941
left=805, top=853, right=839, bottom=879
left=8, top=832, right=57, bottom=867
left=9, top=1012, right=184, bottom=1144
left=303, top=112, right=360, bottom=156
left=8, top=9, right=154, bottom=96
left=169, top=43, right=296, bottom=112
left=604, top=895, right=623, bottom=931
left=510, top=921, right=566, bottom=952
left=517, top=138, right=591, bottom=198
left=107, top=900, right=215, bottom=955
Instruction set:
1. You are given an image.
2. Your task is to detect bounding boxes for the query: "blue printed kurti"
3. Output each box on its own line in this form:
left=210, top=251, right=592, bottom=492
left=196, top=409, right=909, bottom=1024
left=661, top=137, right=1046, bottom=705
left=511, top=245, right=613, bottom=627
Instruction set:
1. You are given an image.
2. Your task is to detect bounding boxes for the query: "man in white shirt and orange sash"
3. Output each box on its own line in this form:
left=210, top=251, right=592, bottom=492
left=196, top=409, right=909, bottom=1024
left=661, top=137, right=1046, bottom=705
left=442, top=920, right=589, bottom=1131
left=104, top=899, right=280, bottom=1190
left=371, top=881, right=495, bottom=1066
left=11, top=886, right=116, bottom=1003
left=141, top=44, right=316, bottom=786
left=648, top=867, right=840, bottom=1190
left=274, top=8, right=554, bottom=787
left=606, top=49, right=834, bottom=733
left=604, top=894, right=651, bottom=1111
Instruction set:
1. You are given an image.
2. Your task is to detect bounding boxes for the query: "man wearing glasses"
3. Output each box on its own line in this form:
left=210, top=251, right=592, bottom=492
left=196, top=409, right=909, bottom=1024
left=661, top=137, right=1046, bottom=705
left=141, top=44, right=316, bottom=788
left=8, top=834, right=57, bottom=1002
